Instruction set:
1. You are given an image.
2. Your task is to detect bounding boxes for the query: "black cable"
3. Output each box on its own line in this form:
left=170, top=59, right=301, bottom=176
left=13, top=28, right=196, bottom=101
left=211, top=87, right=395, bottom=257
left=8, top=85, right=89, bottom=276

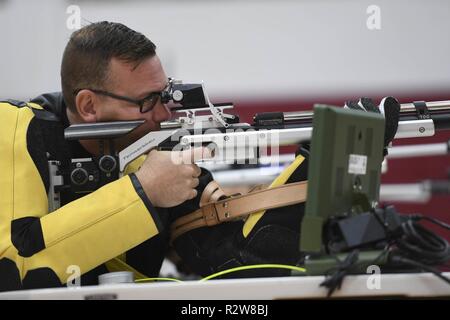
left=320, top=250, right=360, bottom=297
left=397, top=218, right=450, bottom=265
left=320, top=211, right=450, bottom=296
left=407, top=214, right=450, bottom=230
left=390, top=214, right=450, bottom=286
left=320, top=247, right=391, bottom=297
left=420, top=216, right=450, bottom=231
left=389, top=255, right=450, bottom=286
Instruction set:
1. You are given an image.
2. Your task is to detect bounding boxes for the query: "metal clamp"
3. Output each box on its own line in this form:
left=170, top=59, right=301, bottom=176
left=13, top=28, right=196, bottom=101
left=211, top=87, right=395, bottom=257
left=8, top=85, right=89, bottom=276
left=413, top=101, right=431, bottom=120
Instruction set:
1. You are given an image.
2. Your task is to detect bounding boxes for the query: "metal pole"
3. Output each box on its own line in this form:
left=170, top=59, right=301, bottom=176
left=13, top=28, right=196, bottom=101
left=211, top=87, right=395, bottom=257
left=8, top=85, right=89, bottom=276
left=281, top=100, right=450, bottom=122
left=387, top=141, right=450, bottom=159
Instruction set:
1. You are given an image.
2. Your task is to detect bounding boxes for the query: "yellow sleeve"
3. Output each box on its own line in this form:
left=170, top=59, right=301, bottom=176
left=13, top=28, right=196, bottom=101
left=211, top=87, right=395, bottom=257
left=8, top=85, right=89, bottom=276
left=28, top=174, right=161, bottom=283
left=0, top=103, right=163, bottom=288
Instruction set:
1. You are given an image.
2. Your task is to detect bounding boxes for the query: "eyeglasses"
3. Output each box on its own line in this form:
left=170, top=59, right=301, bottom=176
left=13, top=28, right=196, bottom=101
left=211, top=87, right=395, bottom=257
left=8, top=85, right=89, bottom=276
left=73, top=78, right=173, bottom=113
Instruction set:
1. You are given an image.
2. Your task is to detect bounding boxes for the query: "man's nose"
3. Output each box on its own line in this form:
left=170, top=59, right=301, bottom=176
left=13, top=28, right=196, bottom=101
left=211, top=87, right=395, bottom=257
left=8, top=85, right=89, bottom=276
left=152, top=101, right=171, bottom=123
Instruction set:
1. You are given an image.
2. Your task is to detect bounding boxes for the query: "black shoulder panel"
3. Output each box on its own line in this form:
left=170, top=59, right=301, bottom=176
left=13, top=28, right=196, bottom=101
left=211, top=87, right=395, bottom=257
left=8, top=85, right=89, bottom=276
left=26, top=118, right=52, bottom=192
left=29, top=92, right=66, bottom=120
left=0, top=99, right=28, bottom=108
left=26, top=114, right=70, bottom=194
left=31, top=108, right=60, bottom=122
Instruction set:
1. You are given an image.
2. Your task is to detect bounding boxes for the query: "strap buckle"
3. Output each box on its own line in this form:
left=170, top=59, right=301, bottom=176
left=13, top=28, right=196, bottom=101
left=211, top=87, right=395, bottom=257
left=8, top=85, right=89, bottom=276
left=202, top=204, right=221, bottom=226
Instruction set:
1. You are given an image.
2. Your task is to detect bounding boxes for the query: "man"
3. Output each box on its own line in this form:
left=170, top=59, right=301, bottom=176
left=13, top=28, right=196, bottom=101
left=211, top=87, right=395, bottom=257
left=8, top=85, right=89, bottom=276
left=0, top=21, right=308, bottom=291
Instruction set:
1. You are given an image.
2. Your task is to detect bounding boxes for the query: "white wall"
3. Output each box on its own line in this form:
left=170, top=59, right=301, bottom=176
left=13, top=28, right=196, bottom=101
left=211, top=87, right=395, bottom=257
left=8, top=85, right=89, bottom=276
left=1, top=0, right=449, bottom=101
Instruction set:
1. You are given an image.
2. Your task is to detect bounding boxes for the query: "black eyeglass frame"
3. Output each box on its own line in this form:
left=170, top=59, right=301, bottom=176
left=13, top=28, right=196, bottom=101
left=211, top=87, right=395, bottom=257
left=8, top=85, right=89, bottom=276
left=73, top=78, right=173, bottom=113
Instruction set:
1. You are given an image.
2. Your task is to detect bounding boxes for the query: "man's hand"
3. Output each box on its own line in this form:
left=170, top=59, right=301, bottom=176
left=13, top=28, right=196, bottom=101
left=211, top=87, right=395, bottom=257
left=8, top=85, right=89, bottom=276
left=135, top=147, right=213, bottom=208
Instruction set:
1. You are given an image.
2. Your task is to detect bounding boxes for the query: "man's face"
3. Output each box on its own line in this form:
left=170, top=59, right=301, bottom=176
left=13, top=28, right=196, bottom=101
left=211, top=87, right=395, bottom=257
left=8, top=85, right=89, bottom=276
left=94, top=55, right=172, bottom=150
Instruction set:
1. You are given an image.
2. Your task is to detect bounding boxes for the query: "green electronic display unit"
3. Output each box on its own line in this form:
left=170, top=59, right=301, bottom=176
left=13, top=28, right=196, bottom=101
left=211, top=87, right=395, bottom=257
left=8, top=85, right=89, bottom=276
left=300, top=105, right=385, bottom=256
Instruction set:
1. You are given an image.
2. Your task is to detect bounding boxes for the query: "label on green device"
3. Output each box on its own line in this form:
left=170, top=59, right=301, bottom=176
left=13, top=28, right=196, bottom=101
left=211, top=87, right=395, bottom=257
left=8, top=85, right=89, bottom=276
left=348, top=154, right=367, bottom=175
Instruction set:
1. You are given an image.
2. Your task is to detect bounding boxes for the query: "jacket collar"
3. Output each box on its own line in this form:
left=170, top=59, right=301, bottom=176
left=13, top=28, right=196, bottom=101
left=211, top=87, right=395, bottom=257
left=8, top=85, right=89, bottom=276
left=30, top=92, right=70, bottom=128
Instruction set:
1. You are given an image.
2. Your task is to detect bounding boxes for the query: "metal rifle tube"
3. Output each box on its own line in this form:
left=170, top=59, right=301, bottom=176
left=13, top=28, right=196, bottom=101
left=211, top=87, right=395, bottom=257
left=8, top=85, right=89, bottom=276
left=281, top=100, right=450, bottom=122
left=399, top=100, right=450, bottom=113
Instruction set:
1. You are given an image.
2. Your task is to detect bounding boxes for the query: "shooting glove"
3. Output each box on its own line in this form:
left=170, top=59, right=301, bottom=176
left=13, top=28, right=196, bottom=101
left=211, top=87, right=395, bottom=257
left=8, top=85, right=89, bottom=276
left=344, top=97, right=400, bottom=156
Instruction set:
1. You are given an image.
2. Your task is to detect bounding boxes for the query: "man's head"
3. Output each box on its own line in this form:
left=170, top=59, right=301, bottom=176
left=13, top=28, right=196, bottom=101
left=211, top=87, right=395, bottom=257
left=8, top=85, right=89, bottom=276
left=61, top=21, right=171, bottom=151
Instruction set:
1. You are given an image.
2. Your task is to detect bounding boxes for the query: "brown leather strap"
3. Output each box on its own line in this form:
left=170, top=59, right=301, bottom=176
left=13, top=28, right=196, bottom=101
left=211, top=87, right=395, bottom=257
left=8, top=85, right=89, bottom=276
left=170, top=180, right=308, bottom=243
left=199, top=181, right=226, bottom=207
left=248, top=184, right=267, bottom=193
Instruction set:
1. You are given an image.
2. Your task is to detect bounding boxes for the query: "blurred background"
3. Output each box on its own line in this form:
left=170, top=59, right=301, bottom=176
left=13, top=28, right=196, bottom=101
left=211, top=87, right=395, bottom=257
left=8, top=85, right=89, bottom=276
left=0, top=0, right=449, bottom=238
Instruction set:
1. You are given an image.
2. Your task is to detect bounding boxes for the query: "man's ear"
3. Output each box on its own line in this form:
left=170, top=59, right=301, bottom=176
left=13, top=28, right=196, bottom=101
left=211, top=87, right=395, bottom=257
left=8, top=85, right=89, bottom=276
left=75, top=89, right=98, bottom=122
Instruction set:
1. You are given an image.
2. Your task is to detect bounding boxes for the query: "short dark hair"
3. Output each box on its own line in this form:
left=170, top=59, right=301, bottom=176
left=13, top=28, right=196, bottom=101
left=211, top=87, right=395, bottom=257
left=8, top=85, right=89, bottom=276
left=61, top=21, right=157, bottom=111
